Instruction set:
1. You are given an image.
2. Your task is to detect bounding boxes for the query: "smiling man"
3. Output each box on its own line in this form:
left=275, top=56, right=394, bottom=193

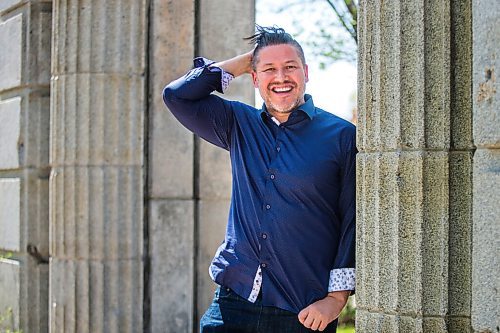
left=163, top=26, right=356, bottom=333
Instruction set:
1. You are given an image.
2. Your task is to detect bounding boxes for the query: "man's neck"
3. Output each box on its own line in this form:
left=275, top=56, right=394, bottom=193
left=268, top=110, right=291, bottom=124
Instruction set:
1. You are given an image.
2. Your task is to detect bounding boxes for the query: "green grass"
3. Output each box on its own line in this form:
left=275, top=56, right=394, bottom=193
left=337, top=326, right=355, bottom=333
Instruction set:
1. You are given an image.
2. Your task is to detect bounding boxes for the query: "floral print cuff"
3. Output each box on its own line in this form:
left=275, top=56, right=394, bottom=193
left=328, top=268, right=355, bottom=292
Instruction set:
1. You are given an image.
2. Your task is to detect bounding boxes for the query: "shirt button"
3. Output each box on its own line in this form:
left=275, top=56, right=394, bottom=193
left=276, top=147, right=281, bottom=152
left=270, top=174, right=275, bottom=180
left=262, top=233, right=267, bottom=239
left=265, top=204, right=271, bottom=210
left=261, top=263, right=267, bottom=268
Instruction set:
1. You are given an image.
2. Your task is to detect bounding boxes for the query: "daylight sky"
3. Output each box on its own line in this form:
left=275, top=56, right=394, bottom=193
left=255, top=0, right=357, bottom=121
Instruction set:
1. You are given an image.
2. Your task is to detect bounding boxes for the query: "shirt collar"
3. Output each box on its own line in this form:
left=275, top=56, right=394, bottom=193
left=259, top=94, right=316, bottom=121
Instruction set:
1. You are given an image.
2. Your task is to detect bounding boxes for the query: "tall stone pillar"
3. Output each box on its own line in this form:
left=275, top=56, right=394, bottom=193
left=148, top=1, right=254, bottom=332
left=50, top=1, right=147, bottom=332
left=471, top=1, right=500, bottom=332
left=0, top=1, right=51, bottom=332
left=196, top=1, right=255, bottom=328
left=148, top=1, right=196, bottom=332
left=357, top=1, right=472, bottom=332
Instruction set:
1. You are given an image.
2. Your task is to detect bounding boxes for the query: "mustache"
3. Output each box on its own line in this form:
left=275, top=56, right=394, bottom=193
left=268, top=80, right=296, bottom=89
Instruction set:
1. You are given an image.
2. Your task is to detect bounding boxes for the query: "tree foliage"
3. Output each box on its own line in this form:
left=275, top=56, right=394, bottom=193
left=277, top=0, right=358, bottom=68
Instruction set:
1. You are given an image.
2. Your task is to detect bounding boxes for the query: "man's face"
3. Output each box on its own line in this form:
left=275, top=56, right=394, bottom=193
left=252, top=44, right=309, bottom=116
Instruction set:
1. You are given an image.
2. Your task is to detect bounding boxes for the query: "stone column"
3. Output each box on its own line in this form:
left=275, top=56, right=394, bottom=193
left=148, top=1, right=196, bottom=332
left=0, top=1, right=51, bottom=332
left=50, top=1, right=147, bottom=332
left=357, top=1, right=472, bottom=332
left=148, top=1, right=255, bottom=331
left=196, top=1, right=255, bottom=329
left=471, top=1, right=500, bottom=332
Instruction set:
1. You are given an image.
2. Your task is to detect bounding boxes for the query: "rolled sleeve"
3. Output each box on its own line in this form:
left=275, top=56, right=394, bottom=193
left=328, top=268, right=356, bottom=292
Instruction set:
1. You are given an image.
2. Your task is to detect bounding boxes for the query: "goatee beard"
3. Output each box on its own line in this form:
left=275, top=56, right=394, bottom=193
left=267, top=99, right=301, bottom=114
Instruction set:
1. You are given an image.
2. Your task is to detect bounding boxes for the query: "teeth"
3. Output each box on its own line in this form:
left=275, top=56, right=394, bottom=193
left=273, top=87, right=292, bottom=93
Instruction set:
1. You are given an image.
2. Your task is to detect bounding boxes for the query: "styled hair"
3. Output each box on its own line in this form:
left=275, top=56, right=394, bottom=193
left=244, top=25, right=306, bottom=69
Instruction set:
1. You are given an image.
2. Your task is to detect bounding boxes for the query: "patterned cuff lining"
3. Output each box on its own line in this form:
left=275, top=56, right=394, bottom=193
left=248, top=266, right=262, bottom=303
left=328, top=268, right=355, bottom=292
left=220, top=71, right=234, bottom=92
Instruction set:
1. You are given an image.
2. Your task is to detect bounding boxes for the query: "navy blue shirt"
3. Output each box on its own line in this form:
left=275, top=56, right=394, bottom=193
left=163, top=59, right=356, bottom=313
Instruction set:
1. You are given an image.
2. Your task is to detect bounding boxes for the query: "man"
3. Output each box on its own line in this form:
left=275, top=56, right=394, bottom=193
left=163, top=26, right=356, bottom=332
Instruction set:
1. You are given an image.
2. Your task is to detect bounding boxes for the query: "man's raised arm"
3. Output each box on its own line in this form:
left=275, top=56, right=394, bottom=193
left=210, top=50, right=253, bottom=78
left=162, top=51, right=253, bottom=150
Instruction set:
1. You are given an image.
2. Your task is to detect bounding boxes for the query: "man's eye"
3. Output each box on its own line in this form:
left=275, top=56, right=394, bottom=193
left=286, top=66, right=297, bottom=70
left=263, top=68, right=274, bottom=72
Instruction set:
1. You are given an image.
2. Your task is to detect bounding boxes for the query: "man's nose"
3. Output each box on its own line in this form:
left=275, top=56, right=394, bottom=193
left=275, top=68, right=287, bottom=81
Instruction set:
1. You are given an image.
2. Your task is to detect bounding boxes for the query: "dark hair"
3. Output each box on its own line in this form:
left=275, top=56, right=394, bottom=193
left=244, top=25, right=306, bottom=69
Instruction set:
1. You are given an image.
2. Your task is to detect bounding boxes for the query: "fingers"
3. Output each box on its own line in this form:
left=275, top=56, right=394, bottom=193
left=310, top=317, right=322, bottom=331
left=318, top=320, right=328, bottom=331
left=298, top=307, right=325, bottom=331
left=298, top=308, right=308, bottom=324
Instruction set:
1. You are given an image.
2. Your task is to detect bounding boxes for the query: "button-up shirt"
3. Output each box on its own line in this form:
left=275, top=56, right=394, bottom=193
left=163, top=58, right=357, bottom=313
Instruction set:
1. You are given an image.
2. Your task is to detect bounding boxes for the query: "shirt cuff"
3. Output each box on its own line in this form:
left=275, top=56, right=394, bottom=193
left=328, top=268, right=355, bottom=292
left=193, top=57, right=234, bottom=93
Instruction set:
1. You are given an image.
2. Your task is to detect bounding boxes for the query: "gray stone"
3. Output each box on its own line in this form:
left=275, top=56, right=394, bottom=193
left=394, top=151, right=425, bottom=316
left=21, top=254, right=49, bottom=333
left=0, top=0, right=23, bottom=13
left=50, top=166, right=143, bottom=260
left=355, top=311, right=382, bottom=333
left=0, top=13, right=22, bottom=91
left=150, top=199, right=194, bottom=333
left=421, top=152, right=449, bottom=316
left=473, top=0, right=500, bottom=147
left=149, top=0, right=195, bottom=199
left=355, top=151, right=379, bottom=310
left=196, top=0, right=254, bottom=201
left=149, top=105, right=194, bottom=199
left=22, top=93, right=50, bottom=169
left=50, top=74, right=144, bottom=167
left=358, top=1, right=458, bottom=152
left=50, top=258, right=143, bottom=333
left=0, top=259, right=20, bottom=332
left=422, top=317, right=447, bottom=333
left=196, top=199, right=230, bottom=327
left=446, top=317, right=473, bottom=333
left=52, top=0, right=146, bottom=76
left=399, top=315, right=423, bottom=333
left=450, top=1, right=473, bottom=151
left=50, top=1, right=147, bottom=331
left=0, top=178, right=20, bottom=251
left=21, top=168, right=50, bottom=254
left=448, top=152, right=472, bottom=317
left=198, top=0, right=255, bottom=63
left=24, top=5, right=52, bottom=86
left=357, top=1, right=476, bottom=331
left=376, top=152, right=403, bottom=312
left=471, top=2, right=500, bottom=332
left=472, top=148, right=500, bottom=332
left=0, top=97, right=21, bottom=169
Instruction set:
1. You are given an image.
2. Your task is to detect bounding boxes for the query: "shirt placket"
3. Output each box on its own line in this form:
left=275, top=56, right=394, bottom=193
left=259, top=121, right=286, bottom=272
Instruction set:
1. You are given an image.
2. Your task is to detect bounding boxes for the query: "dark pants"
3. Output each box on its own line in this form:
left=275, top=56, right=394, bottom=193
left=200, top=286, right=338, bottom=333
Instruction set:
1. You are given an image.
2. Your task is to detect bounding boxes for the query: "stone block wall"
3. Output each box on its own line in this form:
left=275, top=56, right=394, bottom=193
left=0, top=1, right=51, bottom=332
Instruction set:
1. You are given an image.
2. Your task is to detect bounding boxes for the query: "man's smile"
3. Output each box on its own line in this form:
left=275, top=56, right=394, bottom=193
left=270, top=84, right=295, bottom=94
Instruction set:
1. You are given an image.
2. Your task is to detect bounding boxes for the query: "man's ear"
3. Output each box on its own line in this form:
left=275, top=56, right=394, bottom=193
left=304, top=64, right=309, bottom=83
left=251, top=71, right=258, bottom=88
